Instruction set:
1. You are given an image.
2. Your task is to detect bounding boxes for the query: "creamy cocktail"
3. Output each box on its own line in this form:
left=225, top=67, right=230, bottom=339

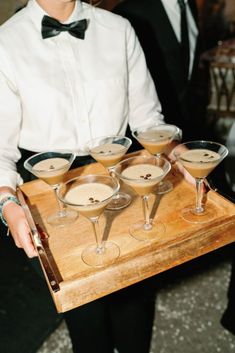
left=132, top=123, right=179, bottom=194
left=121, top=164, right=164, bottom=196
left=179, top=149, right=221, bottom=178
left=115, top=155, right=171, bottom=241
left=24, top=151, right=77, bottom=226
left=32, top=157, right=70, bottom=185
left=57, top=174, right=120, bottom=267
left=173, top=141, right=228, bottom=223
left=65, top=182, right=114, bottom=218
left=86, top=135, right=132, bottom=210
left=90, top=143, right=128, bottom=168
left=136, top=130, right=174, bottom=155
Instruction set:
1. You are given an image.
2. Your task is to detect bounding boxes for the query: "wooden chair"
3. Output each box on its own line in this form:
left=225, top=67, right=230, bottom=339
left=207, top=60, right=235, bottom=124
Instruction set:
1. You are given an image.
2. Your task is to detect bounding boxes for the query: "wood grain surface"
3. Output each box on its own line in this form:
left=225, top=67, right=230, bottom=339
left=20, top=151, right=235, bottom=313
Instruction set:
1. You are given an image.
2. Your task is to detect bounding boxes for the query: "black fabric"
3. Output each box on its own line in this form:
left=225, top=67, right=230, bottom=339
left=0, top=223, right=62, bottom=353
left=178, top=0, right=190, bottom=81
left=41, top=15, right=88, bottom=39
left=0, top=149, right=62, bottom=353
left=113, top=0, right=210, bottom=142
left=208, top=162, right=235, bottom=336
left=220, top=246, right=235, bottom=335
left=64, top=278, right=156, bottom=353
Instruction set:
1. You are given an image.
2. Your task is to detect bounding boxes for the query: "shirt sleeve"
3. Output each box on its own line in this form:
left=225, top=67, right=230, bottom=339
left=0, top=46, right=23, bottom=190
left=125, top=20, right=164, bottom=130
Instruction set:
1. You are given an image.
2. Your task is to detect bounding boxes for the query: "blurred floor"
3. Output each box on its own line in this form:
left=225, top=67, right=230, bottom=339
left=37, top=245, right=235, bottom=353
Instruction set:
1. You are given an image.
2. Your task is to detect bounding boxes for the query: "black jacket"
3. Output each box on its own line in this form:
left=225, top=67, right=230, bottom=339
left=114, top=0, right=208, bottom=142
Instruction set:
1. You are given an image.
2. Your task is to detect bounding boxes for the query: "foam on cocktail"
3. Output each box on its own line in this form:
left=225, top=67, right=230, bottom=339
left=32, top=157, right=70, bottom=185
left=65, top=182, right=114, bottom=218
left=179, top=149, right=221, bottom=178
left=121, top=164, right=164, bottom=195
left=137, top=130, right=173, bottom=154
left=90, top=143, right=127, bottom=167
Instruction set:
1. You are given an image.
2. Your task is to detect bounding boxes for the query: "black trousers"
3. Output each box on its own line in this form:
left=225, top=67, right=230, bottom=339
left=209, top=162, right=235, bottom=335
left=17, top=149, right=157, bottom=353
left=64, top=279, right=156, bottom=353
left=221, top=247, right=235, bottom=335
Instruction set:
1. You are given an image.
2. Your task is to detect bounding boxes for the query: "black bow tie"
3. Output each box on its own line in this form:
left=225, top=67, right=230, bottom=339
left=41, top=15, right=88, bottom=39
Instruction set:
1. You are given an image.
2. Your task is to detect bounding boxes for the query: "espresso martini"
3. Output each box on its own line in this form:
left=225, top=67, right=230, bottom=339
left=32, top=157, right=70, bottom=185
left=90, top=143, right=127, bottom=168
left=121, top=164, right=164, bottom=195
left=179, top=149, right=221, bottom=178
left=137, top=130, right=174, bottom=155
left=65, top=182, right=114, bottom=218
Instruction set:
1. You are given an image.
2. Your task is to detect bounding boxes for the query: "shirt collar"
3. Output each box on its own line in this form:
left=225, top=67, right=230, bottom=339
left=27, top=0, right=84, bottom=31
left=161, top=0, right=188, bottom=6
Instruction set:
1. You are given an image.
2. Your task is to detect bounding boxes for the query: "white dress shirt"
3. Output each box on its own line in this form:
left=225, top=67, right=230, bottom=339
left=161, top=0, right=198, bottom=78
left=0, top=0, right=163, bottom=189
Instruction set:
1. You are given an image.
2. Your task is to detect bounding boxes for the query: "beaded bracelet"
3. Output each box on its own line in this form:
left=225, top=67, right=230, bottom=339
left=0, top=195, right=20, bottom=226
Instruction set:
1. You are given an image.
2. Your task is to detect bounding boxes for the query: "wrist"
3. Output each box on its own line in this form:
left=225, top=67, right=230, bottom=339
left=0, top=194, right=20, bottom=226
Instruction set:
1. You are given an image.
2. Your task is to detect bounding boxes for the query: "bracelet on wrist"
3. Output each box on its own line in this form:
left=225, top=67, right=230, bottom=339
left=0, top=195, right=20, bottom=226
left=0, top=192, right=14, bottom=203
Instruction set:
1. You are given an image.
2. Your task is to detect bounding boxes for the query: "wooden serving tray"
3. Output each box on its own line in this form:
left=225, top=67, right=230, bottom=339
left=20, top=151, right=235, bottom=313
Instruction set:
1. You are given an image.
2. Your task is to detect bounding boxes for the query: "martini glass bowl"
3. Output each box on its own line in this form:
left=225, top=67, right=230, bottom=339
left=173, top=140, right=228, bottom=223
left=57, top=174, right=120, bottom=267
left=132, top=123, right=179, bottom=194
left=24, top=151, right=78, bottom=226
left=114, top=155, right=171, bottom=241
left=86, top=135, right=132, bottom=210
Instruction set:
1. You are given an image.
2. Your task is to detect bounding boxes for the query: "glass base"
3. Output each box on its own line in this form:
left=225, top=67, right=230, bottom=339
left=129, top=219, right=165, bottom=241
left=47, top=209, right=78, bottom=226
left=106, top=192, right=132, bottom=211
left=81, top=241, right=120, bottom=267
left=181, top=204, right=218, bottom=224
left=155, top=180, right=173, bottom=195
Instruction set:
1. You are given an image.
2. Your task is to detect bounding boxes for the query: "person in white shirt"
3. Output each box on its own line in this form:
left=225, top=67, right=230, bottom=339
left=0, top=1, right=180, bottom=352
left=0, top=0, right=164, bottom=255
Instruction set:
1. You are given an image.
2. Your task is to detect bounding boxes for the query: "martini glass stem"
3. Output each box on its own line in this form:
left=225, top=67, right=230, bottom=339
left=195, top=178, right=204, bottom=213
left=90, top=217, right=104, bottom=254
left=142, top=195, right=152, bottom=230
left=107, top=167, right=120, bottom=200
left=155, top=153, right=164, bottom=186
left=53, top=185, right=66, bottom=216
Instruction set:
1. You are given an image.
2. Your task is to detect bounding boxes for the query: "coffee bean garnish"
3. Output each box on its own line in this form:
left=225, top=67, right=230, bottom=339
left=88, top=197, right=100, bottom=204
left=203, top=153, right=209, bottom=157
left=49, top=165, right=55, bottom=169
left=140, top=173, right=152, bottom=180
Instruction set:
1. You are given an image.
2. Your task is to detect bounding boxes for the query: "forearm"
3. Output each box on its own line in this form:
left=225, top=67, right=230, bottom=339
left=0, top=186, right=37, bottom=257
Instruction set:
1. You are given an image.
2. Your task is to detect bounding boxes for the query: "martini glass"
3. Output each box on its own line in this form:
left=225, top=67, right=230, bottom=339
left=114, top=155, right=171, bottom=241
left=24, top=151, right=78, bottom=226
left=132, top=123, right=179, bottom=194
left=173, top=140, right=228, bottom=223
left=86, top=135, right=132, bottom=210
left=57, top=174, right=120, bottom=267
